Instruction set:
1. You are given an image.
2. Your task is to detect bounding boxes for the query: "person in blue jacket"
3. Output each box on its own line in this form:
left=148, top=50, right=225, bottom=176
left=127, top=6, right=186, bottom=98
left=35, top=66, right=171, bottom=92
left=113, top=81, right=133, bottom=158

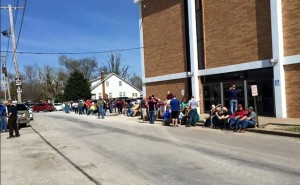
left=0, top=103, right=7, bottom=132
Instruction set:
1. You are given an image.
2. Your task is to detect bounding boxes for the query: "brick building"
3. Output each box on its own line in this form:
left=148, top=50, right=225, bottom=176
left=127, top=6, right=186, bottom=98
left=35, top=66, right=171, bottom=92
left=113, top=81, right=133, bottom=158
left=134, top=0, right=300, bottom=118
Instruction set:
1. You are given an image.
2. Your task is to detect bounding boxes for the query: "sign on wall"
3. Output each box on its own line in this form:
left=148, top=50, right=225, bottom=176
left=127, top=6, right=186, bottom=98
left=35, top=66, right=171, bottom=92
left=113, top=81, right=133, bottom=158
left=251, top=85, right=258, bottom=96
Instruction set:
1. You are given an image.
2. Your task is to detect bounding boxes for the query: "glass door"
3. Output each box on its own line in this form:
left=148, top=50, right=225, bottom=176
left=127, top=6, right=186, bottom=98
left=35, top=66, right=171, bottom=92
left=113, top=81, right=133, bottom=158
left=203, top=84, right=222, bottom=112
left=247, top=80, right=275, bottom=116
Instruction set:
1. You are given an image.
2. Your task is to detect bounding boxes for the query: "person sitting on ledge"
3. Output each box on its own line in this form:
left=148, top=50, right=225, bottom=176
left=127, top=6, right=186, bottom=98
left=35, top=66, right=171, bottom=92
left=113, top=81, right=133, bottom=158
left=130, top=102, right=140, bottom=117
left=228, top=104, right=247, bottom=132
left=238, top=106, right=257, bottom=133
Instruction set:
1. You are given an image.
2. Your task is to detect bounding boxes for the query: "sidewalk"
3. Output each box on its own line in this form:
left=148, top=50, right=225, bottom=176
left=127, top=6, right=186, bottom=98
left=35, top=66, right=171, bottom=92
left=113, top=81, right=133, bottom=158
left=196, top=114, right=300, bottom=138
left=70, top=111, right=300, bottom=138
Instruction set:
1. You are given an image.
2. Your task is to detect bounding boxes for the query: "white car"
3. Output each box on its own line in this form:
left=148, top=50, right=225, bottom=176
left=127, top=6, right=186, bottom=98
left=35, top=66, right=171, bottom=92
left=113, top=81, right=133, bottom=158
left=54, top=103, right=63, bottom=111
left=25, top=105, right=33, bottom=120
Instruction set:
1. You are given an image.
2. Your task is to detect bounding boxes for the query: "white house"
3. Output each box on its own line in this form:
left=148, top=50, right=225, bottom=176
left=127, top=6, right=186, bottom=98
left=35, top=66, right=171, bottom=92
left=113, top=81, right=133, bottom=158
left=90, top=73, right=141, bottom=99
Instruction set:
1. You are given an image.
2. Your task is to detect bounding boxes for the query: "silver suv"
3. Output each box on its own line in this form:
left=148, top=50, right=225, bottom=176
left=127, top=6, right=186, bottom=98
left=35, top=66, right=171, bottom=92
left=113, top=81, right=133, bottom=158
left=16, top=103, right=31, bottom=126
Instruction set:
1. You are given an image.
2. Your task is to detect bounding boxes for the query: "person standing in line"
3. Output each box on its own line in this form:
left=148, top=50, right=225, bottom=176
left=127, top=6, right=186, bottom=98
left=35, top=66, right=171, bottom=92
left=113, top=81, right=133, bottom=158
left=226, top=84, right=240, bottom=114
left=0, top=102, right=8, bottom=133
left=187, top=96, right=198, bottom=127
left=166, top=91, right=174, bottom=101
left=148, top=96, right=156, bottom=124
left=5, top=100, right=20, bottom=139
left=73, top=101, right=79, bottom=114
left=170, top=95, right=180, bottom=127
left=85, top=100, right=91, bottom=115
left=78, top=100, right=83, bottom=115
left=64, top=101, right=70, bottom=113
left=140, top=97, right=148, bottom=123
left=97, top=97, right=105, bottom=119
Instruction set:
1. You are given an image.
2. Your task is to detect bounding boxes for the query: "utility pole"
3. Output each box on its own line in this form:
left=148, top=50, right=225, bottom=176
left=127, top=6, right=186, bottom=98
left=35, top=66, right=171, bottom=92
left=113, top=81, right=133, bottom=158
left=8, top=4, right=22, bottom=103
left=1, top=4, right=24, bottom=103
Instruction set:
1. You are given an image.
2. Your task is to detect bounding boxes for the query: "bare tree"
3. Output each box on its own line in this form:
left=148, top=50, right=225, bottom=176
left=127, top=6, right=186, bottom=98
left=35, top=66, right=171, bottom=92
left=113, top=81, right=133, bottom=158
left=129, top=73, right=142, bottom=90
left=101, top=52, right=132, bottom=80
left=38, top=65, right=62, bottom=101
left=58, top=55, right=98, bottom=81
left=22, top=64, right=40, bottom=101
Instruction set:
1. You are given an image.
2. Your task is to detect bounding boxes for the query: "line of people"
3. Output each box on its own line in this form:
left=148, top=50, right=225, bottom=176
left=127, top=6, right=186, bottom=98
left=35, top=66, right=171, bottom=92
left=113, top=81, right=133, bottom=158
left=204, top=104, right=257, bottom=133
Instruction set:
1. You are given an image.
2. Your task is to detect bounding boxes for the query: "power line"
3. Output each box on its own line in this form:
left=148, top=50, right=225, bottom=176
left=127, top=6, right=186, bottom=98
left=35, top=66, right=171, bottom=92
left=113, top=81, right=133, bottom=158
left=3, top=43, right=165, bottom=55
left=13, top=0, right=20, bottom=26
left=15, top=0, right=26, bottom=49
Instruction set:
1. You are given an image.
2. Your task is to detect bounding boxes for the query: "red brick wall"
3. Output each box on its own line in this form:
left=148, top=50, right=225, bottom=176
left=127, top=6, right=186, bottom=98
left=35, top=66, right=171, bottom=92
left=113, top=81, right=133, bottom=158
left=285, top=63, right=300, bottom=118
left=142, top=0, right=187, bottom=78
left=282, top=0, right=300, bottom=56
left=202, top=0, right=273, bottom=68
left=145, top=79, right=189, bottom=102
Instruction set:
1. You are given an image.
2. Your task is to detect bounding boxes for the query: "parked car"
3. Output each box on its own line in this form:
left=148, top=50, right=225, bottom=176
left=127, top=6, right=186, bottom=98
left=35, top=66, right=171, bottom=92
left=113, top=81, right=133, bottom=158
left=54, top=103, right=63, bottom=111
left=16, top=103, right=31, bottom=126
left=25, top=105, right=33, bottom=120
left=25, top=103, right=35, bottom=110
left=32, top=103, right=55, bottom=112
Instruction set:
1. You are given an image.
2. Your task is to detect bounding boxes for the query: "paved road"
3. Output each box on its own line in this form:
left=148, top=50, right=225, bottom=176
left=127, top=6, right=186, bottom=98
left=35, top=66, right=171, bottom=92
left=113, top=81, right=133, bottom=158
left=1, top=112, right=300, bottom=185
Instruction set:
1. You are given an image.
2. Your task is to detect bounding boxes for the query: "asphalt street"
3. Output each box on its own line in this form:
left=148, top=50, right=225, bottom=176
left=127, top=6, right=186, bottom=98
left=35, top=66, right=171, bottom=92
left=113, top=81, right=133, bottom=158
left=1, top=112, right=300, bottom=185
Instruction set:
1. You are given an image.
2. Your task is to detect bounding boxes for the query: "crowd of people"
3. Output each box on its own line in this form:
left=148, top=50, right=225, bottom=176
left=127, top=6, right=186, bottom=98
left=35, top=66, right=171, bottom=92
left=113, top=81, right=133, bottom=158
left=0, top=84, right=258, bottom=139
left=204, top=104, right=257, bottom=133
left=60, top=85, right=257, bottom=133
left=60, top=91, right=202, bottom=128
left=203, top=84, right=257, bottom=133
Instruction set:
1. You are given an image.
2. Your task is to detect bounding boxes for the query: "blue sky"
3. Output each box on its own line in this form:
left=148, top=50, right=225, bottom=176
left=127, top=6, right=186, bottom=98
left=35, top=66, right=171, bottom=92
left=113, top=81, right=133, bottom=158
left=1, top=0, right=141, bottom=77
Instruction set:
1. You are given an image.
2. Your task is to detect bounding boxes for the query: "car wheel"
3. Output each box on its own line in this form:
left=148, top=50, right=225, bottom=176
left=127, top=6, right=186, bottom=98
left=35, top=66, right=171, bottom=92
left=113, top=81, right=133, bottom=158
left=43, top=109, right=46, bottom=112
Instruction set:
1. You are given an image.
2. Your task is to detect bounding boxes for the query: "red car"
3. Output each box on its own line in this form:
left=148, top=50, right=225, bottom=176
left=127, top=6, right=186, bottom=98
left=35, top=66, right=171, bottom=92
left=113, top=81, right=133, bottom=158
left=32, top=103, right=55, bottom=112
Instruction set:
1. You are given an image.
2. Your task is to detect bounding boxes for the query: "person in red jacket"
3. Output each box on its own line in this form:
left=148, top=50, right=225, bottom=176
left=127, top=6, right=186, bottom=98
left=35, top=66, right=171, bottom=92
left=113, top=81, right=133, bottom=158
left=228, top=104, right=247, bottom=132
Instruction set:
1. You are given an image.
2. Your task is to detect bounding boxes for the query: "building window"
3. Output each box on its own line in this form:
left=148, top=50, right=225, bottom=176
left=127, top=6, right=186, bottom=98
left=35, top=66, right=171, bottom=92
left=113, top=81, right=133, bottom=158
left=132, top=93, right=137, bottom=97
left=123, top=92, right=126, bottom=97
left=106, top=81, right=109, bottom=87
left=98, top=93, right=102, bottom=98
left=109, top=93, right=112, bottom=98
left=119, top=92, right=122, bottom=97
left=119, top=81, right=122, bottom=86
left=195, top=0, right=205, bottom=69
left=132, top=93, right=135, bottom=97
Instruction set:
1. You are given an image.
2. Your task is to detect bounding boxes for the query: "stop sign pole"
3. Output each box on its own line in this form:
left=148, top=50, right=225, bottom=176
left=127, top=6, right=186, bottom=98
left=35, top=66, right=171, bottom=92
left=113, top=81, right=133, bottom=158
left=251, top=85, right=259, bottom=128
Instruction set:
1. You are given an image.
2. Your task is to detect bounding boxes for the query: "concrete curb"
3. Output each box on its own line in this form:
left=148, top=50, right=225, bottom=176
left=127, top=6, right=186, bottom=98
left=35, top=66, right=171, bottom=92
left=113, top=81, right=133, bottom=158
left=246, top=128, right=300, bottom=138
left=145, top=118, right=300, bottom=138
left=195, top=122, right=300, bottom=138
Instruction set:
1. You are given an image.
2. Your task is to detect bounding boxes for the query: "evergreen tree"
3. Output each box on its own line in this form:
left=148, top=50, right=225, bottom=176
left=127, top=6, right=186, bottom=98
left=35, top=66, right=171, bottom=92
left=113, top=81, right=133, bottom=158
left=63, top=71, right=91, bottom=101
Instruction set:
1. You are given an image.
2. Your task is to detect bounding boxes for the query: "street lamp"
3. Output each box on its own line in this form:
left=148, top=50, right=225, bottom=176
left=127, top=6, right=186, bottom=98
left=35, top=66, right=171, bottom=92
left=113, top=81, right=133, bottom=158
left=1, top=30, right=10, bottom=37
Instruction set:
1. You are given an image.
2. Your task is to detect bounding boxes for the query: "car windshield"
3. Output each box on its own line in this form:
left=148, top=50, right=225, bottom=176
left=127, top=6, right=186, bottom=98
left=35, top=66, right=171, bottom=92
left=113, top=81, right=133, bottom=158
left=16, top=104, right=28, bottom=111
left=54, top=103, right=62, bottom=105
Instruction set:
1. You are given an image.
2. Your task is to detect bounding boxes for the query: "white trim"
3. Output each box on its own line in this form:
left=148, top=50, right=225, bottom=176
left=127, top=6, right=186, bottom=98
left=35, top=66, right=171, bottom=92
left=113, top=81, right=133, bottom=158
left=270, top=0, right=286, bottom=118
left=137, top=3, right=146, bottom=96
left=144, top=72, right=188, bottom=83
left=283, top=54, right=300, bottom=65
left=142, top=54, right=300, bottom=84
left=187, top=0, right=200, bottom=112
left=198, top=59, right=272, bottom=76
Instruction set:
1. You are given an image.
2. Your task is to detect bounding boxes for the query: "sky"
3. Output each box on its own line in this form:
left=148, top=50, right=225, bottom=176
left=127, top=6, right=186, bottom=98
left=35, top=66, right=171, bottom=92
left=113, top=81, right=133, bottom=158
left=0, top=0, right=141, bottom=78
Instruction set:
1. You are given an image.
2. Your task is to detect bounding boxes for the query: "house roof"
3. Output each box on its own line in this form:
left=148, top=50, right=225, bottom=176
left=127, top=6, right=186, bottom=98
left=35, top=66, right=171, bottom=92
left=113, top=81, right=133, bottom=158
left=90, top=73, right=141, bottom=92
left=134, top=0, right=143, bottom=4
